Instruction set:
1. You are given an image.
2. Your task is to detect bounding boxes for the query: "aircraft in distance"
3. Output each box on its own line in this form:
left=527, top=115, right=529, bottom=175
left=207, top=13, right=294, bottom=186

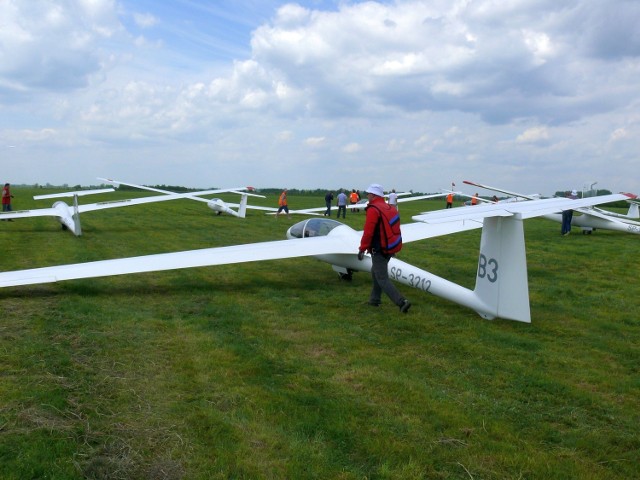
left=440, top=188, right=494, bottom=206
left=0, top=185, right=257, bottom=236
left=0, top=188, right=114, bottom=234
left=581, top=194, right=639, bottom=220
left=293, top=192, right=448, bottom=214
left=464, top=180, right=640, bottom=235
left=441, top=187, right=541, bottom=207
left=98, top=178, right=267, bottom=218
left=0, top=193, right=633, bottom=323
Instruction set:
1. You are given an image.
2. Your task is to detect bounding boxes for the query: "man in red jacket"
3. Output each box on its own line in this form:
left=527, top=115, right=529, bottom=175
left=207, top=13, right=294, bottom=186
left=358, top=183, right=411, bottom=313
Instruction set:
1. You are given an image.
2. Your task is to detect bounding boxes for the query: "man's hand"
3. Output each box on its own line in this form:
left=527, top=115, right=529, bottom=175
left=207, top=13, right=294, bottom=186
left=357, top=250, right=365, bottom=261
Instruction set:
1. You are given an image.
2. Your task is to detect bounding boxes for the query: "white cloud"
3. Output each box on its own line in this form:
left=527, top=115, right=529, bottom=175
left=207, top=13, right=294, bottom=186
left=133, top=12, right=158, bottom=29
left=386, top=139, right=405, bottom=151
left=516, top=126, right=550, bottom=144
left=277, top=130, right=293, bottom=142
left=0, top=0, right=123, bottom=95
left=444, top=126, right=460, bottom=138
left=610, top=128, right=628, bottom=142
left=414, top=134, right=430, bottom=147
left=521, top=29, right=555, bottom=66
left=305, top=136, right=326, bottom=147
left=342, top=142, right=361, bottom=153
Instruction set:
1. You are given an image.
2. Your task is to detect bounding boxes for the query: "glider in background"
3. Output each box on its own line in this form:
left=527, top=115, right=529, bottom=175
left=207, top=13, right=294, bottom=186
left=293, top=192, right=448, bottom=215
left=464, top=180, right=640, bottom=235
left=0, top=193, right=633, bottom=323
left=439, top=188, right=495, bottom=206
left=0, top=185, right=257, bottom=236
left=441, top=187, right=541, bottom=206
left=98, top=178, right=267, bottom=218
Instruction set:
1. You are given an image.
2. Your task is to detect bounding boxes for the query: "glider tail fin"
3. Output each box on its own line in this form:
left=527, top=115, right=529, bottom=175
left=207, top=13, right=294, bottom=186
left=72, top=194, right=82, bottom=236
left=473, top=216, right=531, bottom=322
left=627, top=202, right=639, bottom=219
left=237, top=194, right=248, bottom=218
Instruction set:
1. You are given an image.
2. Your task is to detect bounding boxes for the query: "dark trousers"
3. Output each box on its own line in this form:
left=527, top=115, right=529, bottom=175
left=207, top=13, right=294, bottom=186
left=337, top=205, right=346, bottom=218
left=561, top=210, right=573, bottom=234
left=369, top=251, right=404, bottom=306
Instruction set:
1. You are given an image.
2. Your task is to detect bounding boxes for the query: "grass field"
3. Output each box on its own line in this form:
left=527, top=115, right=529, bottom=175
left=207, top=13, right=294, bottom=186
left=1, top=187, right=638, bottom=479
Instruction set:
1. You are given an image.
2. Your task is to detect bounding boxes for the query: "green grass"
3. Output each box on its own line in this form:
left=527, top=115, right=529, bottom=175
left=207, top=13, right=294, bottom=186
left=0, top=187, right=638, bottom=479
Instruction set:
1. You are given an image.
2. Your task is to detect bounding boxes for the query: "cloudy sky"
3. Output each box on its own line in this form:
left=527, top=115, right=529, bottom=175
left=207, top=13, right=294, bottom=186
left=1, top=0, right=639, bottom=196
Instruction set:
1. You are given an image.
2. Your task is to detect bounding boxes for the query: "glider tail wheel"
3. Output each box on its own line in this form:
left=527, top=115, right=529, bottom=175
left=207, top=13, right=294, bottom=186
left=339, top=270, right=353, bottom=281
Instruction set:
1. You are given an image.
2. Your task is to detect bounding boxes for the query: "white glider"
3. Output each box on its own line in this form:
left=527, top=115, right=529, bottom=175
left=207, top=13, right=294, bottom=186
left=0, top=193, right=633, bottom=323
left=464, top=180, right=640, bottom=235
left=0, top=185, right=257, bottom=236
left=98, top=178, right=267, bottom=218
left=0, top=188, right=115, bottom=235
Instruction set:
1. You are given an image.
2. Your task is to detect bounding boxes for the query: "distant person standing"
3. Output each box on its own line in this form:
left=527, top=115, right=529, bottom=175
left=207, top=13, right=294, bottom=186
left=561, top=189, right=578, bottom=235
left=349, top=189, right=360, bottom=213
left=324, top=191, right=334, bottom=217
left=471, top=193, right=479, bottom=206
left=387, top=189, right=398, bottom=209
left=276, top=189, right=291, bottom=218
left=446, top=192, right=454, bottom=208
left=2, top=183, right=14, bottom=215
left=336, top=189, right=348, bottom=219
left=358, top=183, right=411, bottom=313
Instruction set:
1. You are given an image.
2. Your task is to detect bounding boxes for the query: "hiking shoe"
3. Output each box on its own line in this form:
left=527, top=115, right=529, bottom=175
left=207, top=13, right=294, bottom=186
left=399, top=299, right=411, bottom=313
left=366, top=301, right=381, bottom=307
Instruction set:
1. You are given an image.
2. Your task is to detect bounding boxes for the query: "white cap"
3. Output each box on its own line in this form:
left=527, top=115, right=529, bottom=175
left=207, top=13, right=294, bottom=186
left=365, top=183, right=384, bottom=197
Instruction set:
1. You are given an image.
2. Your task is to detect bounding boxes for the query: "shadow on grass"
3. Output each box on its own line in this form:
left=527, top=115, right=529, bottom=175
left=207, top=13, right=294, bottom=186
left=0, top=267, right=355, bottom=300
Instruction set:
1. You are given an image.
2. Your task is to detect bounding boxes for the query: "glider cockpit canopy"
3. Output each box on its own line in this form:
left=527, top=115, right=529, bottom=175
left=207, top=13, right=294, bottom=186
left=287, top=218, right=343, bottom=239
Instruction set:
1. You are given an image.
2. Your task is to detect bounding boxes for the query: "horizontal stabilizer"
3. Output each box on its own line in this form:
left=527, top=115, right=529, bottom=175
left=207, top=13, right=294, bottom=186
left=34, top=188, right=115, bottom=200
left=97, top=177, right=252, bottom=198
left=463, top=180, right=538, bottom=200
left=228, top=190, right=266, bottom=199
left=397, top=192, right=447, bottom=203
left=413, top=194, right=633, bottom=224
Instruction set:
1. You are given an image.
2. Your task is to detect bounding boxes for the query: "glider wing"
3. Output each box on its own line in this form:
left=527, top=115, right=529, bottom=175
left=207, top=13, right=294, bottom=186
left=0, top=233, right=355, bottom=288
left=413, top=194, right=634, bottom=223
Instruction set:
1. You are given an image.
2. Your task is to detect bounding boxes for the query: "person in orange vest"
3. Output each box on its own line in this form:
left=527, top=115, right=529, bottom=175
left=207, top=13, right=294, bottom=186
left=276, top=189, right=291, bottom=218
left=349, top=189, right=360, bottom=212
left=471, top=193, right=479, bottom=206
left=446, top=192, right=454, bottom=208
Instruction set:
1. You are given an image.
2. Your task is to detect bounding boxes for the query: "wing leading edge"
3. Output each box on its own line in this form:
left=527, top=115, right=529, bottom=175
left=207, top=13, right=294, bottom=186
left=0, top=233, right=355, bottom=288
